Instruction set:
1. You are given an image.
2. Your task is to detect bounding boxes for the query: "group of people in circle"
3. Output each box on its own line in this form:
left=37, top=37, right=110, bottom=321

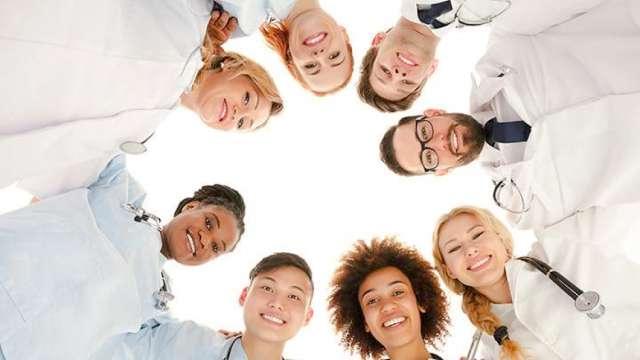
left=1, top=0, right=640, bottom=359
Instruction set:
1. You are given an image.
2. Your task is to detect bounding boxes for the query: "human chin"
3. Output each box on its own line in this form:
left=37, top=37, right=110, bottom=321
left=371, top=312, right=419, bottom=350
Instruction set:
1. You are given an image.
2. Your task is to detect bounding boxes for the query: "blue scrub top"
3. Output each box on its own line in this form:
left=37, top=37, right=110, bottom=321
left=0, top=155, right=167, bottom=359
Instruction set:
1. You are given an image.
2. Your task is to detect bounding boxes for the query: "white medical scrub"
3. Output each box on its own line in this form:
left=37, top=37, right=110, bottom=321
left=472, top=0, right=640, bottom=229
left=478, top=204, right=640, bottom=358
left=0, top=0, right=213, bottom=199
left=214, top=0, right=296, bottom=37
left=0, top=155, right=170, bottom=359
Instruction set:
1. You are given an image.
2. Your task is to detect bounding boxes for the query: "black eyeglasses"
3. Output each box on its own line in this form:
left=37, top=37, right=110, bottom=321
left=415, top=117, right=439, bottom=172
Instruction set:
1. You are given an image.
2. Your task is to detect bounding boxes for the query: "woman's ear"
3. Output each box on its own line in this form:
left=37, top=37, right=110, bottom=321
left=181, top=200, right=201, bottom=213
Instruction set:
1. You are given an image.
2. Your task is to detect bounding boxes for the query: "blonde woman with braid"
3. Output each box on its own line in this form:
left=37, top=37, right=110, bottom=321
left=432, top=205, right=640, bottom=359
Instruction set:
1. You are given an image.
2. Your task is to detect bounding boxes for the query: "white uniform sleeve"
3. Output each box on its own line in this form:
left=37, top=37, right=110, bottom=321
left=108, top=319, right=226, bottom=360
left=492, top=0, right=609, bottom=35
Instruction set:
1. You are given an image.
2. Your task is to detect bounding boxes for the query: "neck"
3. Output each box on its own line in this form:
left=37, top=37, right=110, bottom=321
left=241, top=331, right=285, bottom=360
left=286, top=0, right=321, bottom=21
left=386, top=338, right=430, bottom=360
left=159, top=228, right=173, bottom=260
left=477, top=274, right=513, bottom=304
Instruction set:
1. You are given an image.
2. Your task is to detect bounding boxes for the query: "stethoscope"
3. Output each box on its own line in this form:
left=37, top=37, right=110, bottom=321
left=224, top=336, right=285, bottom=360
left=465, top=256, right=605, bottom=359
left=418, top=0, right=512, bottom=29
left=492, top=178, right=531, bottom=214
left=122, top=202, right=175, bottom=311
left=119, top=132, right=155, bottom=155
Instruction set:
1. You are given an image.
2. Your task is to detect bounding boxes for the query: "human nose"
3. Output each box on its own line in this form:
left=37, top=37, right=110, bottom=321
left=464, top=244, right=479, bottom=257
left=312, top=47, right=325, bottom=56
left=268, top=295, right=285, bottom=311
left=392, top=64, right=408, bottom=78
left=380, top=298, right=398, bottom=314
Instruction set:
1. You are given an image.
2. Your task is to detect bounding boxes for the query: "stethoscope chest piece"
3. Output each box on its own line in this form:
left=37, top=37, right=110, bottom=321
left=576, top=291, right=606, bottom=319
left=119, top=141, right=147, bottom=155
left=153, top=270, right=174, bottom=311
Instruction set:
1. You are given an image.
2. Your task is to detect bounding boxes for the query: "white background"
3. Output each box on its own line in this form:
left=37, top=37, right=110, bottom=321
left=0, top=1, right=538, bottom=359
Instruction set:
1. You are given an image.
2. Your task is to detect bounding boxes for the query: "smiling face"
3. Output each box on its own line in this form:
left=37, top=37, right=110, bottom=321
left=369, top=19, right=439, bottom=101
left=161, top=203, right=240, bottom=266
left=437, top=213, right=510, bottom=290
left=240, top=266, right=314, bottom=343
left=287, top=9, right=352, bottom=93
left=392, top=112, right=476, bottom=175
left=188, top=70, right=273, bottom=131
left=358, top=267, right=424, bottom=353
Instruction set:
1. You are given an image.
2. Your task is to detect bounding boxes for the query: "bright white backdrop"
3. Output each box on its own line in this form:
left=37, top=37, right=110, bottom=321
left=0, top=1, right=538, bottom=358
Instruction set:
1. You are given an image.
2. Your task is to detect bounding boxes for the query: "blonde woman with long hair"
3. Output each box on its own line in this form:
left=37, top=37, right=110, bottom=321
left=432, top=205, right=640, bottom=359
left=1, top=4, right=282, bottom=200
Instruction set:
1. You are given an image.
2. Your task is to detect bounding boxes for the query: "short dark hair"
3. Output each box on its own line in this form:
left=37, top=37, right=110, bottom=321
left=379, top=114, right=484, bottom=175
left=249, top=252, right=314, bottom=291
left=174, top=184, right=246, bottom=236
left=380, top=116, right=421, bottom=176
left=357, top=47, right=425, bottom=113
left=328, top=237, right=449, bottom=359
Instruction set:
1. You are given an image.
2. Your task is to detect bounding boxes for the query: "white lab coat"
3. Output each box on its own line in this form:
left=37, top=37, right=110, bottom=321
left=472, top=0, right=640, bottom=229
left=215, top=0, right=295, bottom=37
left=0, top=0, right=213, bottom=198
left=0, top=155, right=168, bottom=359
left=479, top=204, right=640, bottom=359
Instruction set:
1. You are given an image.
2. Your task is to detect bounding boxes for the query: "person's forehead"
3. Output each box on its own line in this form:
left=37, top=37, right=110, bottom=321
left=254, top=266, right=312, bottom=292
left=359, top=266, right=411, bottom=296
left=439, top=213, right=481, bottom=242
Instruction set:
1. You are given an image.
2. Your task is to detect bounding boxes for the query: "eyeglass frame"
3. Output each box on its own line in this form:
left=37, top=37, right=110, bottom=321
left=414, top=117, right=440, bottom=173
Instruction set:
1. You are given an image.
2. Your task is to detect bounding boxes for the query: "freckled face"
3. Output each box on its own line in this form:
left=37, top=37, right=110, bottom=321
left=241, top=267, right=314, bottom=343
left=161, top=205, right=239, bottom=265
left=438, top=213, right=510, bottom=288
left=358, top=267, right=423, bottom=352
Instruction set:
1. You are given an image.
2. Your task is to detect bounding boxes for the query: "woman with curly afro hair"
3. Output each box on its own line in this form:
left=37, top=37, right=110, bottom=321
left=328, top=237, right=449, bottom=360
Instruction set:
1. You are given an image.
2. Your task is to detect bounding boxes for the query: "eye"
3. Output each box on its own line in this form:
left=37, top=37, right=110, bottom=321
left=288, top=294, right=302, bottom=301
left=212, top=243, right=220, bottom=254
left=473, top=231, right=485, bottom=240
left=401, top=79, right=412, bottom=85
left=205, top=217, right=212, bottom=230
left=329, top=51, right=340, bottom=60
left=304, top=62, right=318, bottom=70
left=381, top=66, right=391, bottom=76
left=237, top=118, right=245, bottom=129
left=261, top=285, right=274, bottom=293
left=242, top=91, right=250, bottom=106
left=365, top=297, right=378, bottom=306
left=447, top=245, right=461, bottom=254
left=392, top=289, right=405, bottom=297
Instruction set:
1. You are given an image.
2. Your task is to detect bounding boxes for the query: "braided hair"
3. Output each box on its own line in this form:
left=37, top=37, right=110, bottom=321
left=174, top=184, right=246, bottom=236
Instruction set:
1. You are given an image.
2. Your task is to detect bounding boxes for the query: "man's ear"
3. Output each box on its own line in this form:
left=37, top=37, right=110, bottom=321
left=238, top=287, right=249, bottom=306
left=371, top=32, right=387, bottom=47
left=425, top=58, right=439, bottom=78
left=303, top=307, right=314, bottom=326
left=181, top=200, right=201, bottom=213
left=435, top=168, right=450, bottom=176
left=423, top=108, right=446, bottom=118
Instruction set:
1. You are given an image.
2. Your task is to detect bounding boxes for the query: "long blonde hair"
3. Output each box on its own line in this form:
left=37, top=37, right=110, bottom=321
left=194, top=38, right=284, bottom=120
left=432, top=206, right=525, bottom=360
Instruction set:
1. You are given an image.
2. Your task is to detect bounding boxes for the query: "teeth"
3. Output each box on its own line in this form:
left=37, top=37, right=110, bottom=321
left=451, top=131, right=459, bottom=153
left=186, top=232, right=196, bottom=255
left=397, top=52, right=416, bottom=66
left=218, top=99, right=227, bottom=122
left=261, top=314, right=284, bottom=325
left=304, top=32, right=326, bottom=45
left=383, top=317, right=406, bottom=328
left=469, top=256, right=490, bottom=270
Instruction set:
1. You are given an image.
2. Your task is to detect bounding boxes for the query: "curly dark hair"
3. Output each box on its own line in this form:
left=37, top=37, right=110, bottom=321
left=328, top=237, right=449, bottom=359
left=173, top=184, right=246, bottom=237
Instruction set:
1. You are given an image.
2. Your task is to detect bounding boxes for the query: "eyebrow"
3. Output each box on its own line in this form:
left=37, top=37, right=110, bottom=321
left=261, top=276, right=307, bottom=295
left=254, top=92, right=260, bottom=111
left=360, top=280, right=406, bottom=300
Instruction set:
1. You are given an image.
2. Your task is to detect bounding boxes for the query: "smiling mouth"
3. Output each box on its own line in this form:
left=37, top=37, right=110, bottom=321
left=217, top=99, right=228, bottom=123
left=397, top=52, right=418, bottom=66
left=186, top=231, right=196, bottom=256
left=261, top=313, right=286, bottom=325
left=467, top=255, right=492, bottom=271
left=450, top=129, right=459, bottom=154
left=303, top=32, right=327, bottom=46
left=383, top=316, right=406, bottom=328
